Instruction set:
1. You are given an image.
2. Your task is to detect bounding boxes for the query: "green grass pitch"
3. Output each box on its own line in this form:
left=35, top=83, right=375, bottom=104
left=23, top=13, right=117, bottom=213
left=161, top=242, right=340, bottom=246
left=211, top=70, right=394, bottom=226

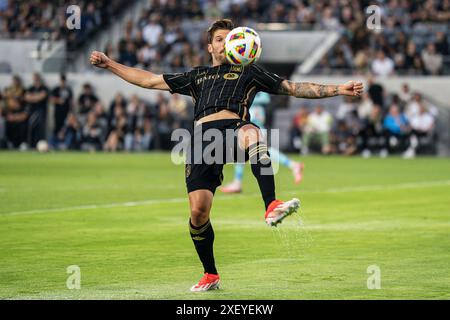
left=0, top=152, right=449, bottom=299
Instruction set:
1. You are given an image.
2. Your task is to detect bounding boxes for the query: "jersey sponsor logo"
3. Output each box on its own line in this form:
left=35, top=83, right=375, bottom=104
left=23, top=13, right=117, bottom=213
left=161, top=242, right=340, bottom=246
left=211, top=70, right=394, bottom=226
left=223, top=73, right=239, bottom=80
left=196, top=74, right=221, bottom=85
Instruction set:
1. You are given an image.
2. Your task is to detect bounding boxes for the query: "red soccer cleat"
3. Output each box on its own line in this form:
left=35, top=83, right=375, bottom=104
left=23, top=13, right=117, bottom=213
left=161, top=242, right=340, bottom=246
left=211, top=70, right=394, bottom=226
left=265, top=198, right=300, bottom=227
left=190, top=273, right=220, bottom=292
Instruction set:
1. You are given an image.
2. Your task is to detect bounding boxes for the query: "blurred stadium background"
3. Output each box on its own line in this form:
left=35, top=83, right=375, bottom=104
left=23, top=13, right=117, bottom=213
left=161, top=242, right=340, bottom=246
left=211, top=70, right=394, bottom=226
left=1, top=0, right=450, bottom=300
left=0, top=0, right=449, bottom=156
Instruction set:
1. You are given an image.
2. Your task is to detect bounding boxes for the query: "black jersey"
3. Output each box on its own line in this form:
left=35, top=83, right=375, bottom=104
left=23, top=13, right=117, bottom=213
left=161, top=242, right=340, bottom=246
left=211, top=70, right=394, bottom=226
left=163, top=64, right=284, bottom=121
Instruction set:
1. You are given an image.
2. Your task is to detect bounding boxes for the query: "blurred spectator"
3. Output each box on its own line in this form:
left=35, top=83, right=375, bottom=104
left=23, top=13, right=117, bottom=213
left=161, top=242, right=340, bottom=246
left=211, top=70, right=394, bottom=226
left=330, top=119, right=357, bottom=156
left=143, top=14, right=163, bottom=47
left=398, top=83, right=412, bottom=106
left=434, top=31, right=449, bottom=56
left=290, top=107, right=309, bottom=152
left=405, top=102, right=436, bottom=157
left=336, top=96, right=356, bottom=120
left=104, top=116, right=127, bottom=152
left=421, top=43, right=443, bottom=75
left=3, top=75, right=28, bottom=149
left=138, top=43, right=157, bottom=68
left=78, top=83, right=98, bottom=117
left=357, top=92, right=374, bottom=120
left=119, top=41, right=138, bottom=67
left=383, top=104, right=411, bottom=154
left=50, top=113, right=81, bottom=150
left=371, top=50, right=395, bottom=77
left=320, top=6, right=341, bottom=30
left=302, top=105, right=332, bottom=155
left=134, top=29, right=147, bottom=52
left=360, top=104, right=387, bottom=158
left=353, top=47, right=371, bottom=73
left=81, top=112, right=103, bottom=151
left=107, top=96, right=125, bottom=132
left=109, top=93, right=127, bottom=117
left=185, top=0, right=204, bottom=20
left=155, top=98, right=175, bottom=150
left=50, top=74, right=73, bottom=145
left=105, top=99, right=127, bottom=151
left=367, top=75, right=385, bottom=109
left=205, top=0, right=223, bottom=20
left=104, top=41, right=117, bottom=61
left=141, top=118, right=154, bottom=151
left=405, top=92, right=423, bottom=120
left=169, top=93, right=190, bottom=129
left=25, top=73, right=49, bottom=148
left=93, top=101, right=108, bottom=134
left=124, top=94, right=147, bottom=151
left=118, top=26, right=134, bottom=58
left=401, top=41, right=424, bottom=74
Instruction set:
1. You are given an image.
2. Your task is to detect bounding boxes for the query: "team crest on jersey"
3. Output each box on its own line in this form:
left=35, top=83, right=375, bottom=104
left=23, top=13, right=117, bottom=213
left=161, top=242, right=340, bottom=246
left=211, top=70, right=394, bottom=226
left=230, top=65, right=243, bottom=72
left=223, top=73, right=239, bottom=80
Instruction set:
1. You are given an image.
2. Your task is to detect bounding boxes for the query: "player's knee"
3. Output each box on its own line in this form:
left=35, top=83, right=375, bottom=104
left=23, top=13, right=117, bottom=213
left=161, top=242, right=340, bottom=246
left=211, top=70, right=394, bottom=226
left=238, top=124, right=262, bottom=150
left=190, top=205, right=210, bottom=226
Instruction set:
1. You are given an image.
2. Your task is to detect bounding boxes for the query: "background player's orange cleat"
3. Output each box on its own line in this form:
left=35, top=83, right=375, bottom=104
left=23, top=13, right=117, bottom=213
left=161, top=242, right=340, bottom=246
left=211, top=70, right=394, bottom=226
left=265, top=198, right=300, bottom=227
left=190, top=273, right=220, bottom=292
left=219, top=181, right=242, bottom=193
left=292, top=162, right=304, bottom=184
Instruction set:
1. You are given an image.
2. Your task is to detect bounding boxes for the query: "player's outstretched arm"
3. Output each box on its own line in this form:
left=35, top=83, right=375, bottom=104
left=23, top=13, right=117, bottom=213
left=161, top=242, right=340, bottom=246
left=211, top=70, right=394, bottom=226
left=277, top=80, right=363, bottom=98
left=89, top=51, right=169, bottom=90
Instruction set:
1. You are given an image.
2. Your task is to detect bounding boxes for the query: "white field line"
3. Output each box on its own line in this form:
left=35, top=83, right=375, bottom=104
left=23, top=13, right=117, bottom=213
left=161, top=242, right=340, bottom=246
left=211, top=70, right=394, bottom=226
left=2, top=180, right=450, bottom=217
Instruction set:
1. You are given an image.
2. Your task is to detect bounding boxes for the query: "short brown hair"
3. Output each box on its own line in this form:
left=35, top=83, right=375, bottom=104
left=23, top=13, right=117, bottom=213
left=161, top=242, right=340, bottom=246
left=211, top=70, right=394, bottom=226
left=207, top=19, right=234, bottom=43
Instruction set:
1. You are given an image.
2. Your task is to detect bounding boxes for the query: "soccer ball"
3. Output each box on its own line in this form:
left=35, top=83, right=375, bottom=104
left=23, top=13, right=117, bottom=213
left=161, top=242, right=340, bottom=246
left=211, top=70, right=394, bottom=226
left=36, top=140, right=49, bottom=153
left=225, top=27, right=262, bottom=66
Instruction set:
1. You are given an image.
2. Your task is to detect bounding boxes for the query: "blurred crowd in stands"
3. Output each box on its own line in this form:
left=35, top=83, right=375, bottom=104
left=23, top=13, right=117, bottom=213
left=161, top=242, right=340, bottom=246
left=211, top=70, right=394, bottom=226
left=0, top=73, right=192, bottom=152
left=0, top=73, right=439, bottom=158
left=0, top=0, right=131, bottom=50
left=288, top=76, right=438, bottom=158
left=107, top=0, right=450, bottom=75
left=1, top=0, right=448, bottom=74
left=0, top=0, right=444, bottom=156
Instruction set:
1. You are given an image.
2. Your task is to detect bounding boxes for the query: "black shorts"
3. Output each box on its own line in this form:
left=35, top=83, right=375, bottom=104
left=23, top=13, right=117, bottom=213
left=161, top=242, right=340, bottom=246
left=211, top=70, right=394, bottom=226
left=185, top=119, right=258, bottom=194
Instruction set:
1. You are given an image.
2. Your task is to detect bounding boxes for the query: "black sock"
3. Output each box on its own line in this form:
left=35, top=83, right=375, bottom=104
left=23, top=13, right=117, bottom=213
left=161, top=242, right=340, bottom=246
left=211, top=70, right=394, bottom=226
left=248, top=142, right=276, bottom=210
left=189, top=219, right=217, bottom=275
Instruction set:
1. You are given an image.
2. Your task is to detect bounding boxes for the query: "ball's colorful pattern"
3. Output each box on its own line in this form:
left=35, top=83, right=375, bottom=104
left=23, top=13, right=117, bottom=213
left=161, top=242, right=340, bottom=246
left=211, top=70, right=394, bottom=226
left=225, top=27, right=262, bottom=66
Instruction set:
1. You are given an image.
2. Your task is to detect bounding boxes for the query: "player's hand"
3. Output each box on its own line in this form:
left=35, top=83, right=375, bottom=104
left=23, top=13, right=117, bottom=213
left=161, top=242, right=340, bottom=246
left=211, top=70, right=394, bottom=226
left=338, top=81, right=364, bottom=97
left=90, top=51, right=110, bottom=69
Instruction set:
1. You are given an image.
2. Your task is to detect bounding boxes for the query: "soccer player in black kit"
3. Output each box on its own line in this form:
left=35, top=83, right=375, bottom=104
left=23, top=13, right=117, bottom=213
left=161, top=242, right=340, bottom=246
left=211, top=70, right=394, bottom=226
left=90, top=19, right=364, bottom=292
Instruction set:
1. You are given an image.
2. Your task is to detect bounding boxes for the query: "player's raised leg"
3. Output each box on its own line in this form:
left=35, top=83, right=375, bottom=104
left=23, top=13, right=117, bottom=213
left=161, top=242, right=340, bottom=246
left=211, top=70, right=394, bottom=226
left=238, top=124, right=300, bottom=226
left=188, top=189, right=220, bottom=292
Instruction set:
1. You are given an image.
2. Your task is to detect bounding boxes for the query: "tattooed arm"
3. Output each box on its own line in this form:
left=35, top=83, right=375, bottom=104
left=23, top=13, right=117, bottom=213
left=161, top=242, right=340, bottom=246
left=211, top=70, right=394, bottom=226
left=277, top=80, right=364, bottom=98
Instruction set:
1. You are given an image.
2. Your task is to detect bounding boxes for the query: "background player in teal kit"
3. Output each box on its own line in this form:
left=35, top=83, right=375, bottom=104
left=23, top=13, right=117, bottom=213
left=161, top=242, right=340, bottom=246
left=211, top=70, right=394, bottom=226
left=220, top=92, right=304, bottom=194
